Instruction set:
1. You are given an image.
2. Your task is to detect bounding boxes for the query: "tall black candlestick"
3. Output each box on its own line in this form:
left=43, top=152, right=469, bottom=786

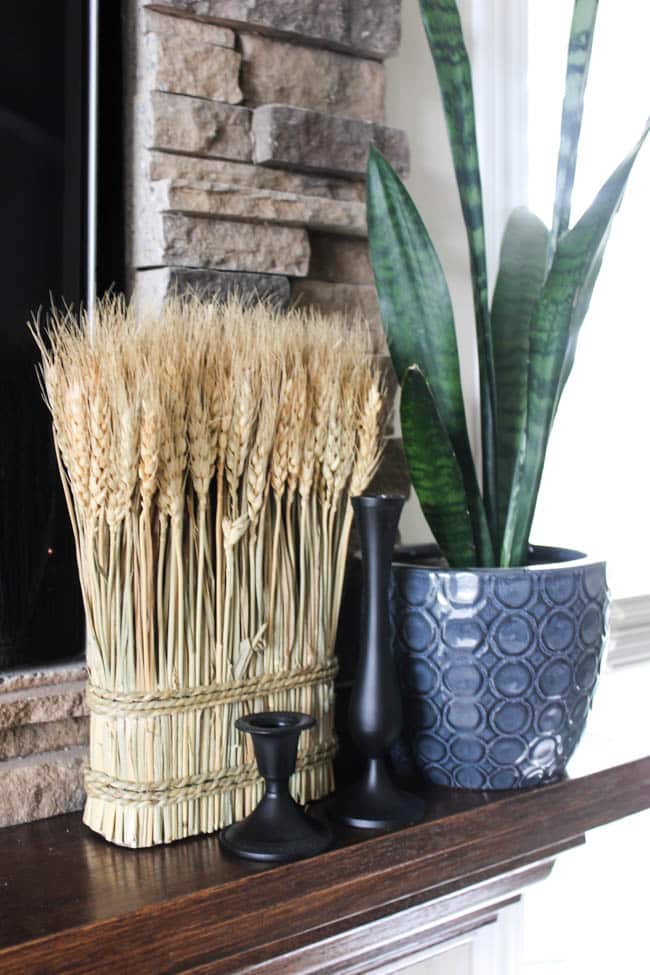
left=330, top=494, right=425, bottom=829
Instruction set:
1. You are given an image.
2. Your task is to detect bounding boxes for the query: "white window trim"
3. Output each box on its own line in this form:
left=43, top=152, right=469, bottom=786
left=469, top=0, right=528, bottom=294
left=466, top=0, right=650, bottom=666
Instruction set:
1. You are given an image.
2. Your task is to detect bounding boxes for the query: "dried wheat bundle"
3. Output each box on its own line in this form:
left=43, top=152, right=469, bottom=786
left=32, top=294, right=386, bottom=847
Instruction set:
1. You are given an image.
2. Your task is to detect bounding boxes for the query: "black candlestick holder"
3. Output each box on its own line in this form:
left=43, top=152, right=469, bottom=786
left=329, top=494, right=425, bottom=830
left=219, top=711, right=332, bottom=863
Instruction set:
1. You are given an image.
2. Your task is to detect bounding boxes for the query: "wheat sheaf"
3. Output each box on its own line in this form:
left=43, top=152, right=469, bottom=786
left=31, top=294, right=387, bottom=847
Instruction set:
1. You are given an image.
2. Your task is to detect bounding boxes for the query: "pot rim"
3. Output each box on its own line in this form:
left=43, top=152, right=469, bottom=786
left=391, top=543, right=606, bottom=575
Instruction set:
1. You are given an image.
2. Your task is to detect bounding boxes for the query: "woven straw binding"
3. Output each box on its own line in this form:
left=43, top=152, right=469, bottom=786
left=85, top=662, right=338, bottom=717
left=84, top=740, right=336, bottom=807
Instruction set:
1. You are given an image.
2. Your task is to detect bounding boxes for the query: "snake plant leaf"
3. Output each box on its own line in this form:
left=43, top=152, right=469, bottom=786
left=491, top=208, right=550, bottom=548
left=418, top=0, right=497, bottom=540
left=556, top=226, right=609, bottom=403
left=400, top=367, right=478, bottom=568
left=501, top=122, right=650, bottom=566
left=550, top=0, right=599, bottom=257
left=367, top=146, right=494, bottom=565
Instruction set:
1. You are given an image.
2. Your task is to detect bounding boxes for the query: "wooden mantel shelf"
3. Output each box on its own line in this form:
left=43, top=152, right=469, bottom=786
left=0, top=756, right=649, bottom=975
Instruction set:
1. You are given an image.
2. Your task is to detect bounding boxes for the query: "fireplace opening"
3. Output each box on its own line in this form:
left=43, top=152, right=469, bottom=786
left=0, top=1, right=124, bottom=670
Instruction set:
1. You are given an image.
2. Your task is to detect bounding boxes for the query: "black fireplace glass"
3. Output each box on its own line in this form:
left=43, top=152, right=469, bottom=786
left=0, top=1, right=92, bottom=667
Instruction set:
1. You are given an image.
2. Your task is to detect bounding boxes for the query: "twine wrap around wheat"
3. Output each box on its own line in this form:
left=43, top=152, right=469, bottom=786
left=33, top=296, right=385, bottom=847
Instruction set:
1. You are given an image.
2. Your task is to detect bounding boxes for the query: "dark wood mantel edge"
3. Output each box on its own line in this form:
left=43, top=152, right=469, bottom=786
left=182, top=843, right=584, bottom=975
left=1, top=757, right=648, bottom=975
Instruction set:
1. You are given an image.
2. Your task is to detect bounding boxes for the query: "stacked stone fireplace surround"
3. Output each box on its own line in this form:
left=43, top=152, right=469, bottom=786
left=0, top=0, right=409, bottom=827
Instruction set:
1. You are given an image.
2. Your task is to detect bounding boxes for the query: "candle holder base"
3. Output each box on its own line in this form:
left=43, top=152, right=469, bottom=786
left=220, top=794, right=332, bottom=863
left=329, top=758, right=425, bottom=830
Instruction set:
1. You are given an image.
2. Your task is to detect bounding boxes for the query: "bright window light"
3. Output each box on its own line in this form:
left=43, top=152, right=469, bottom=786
left=528, top=0, right=650, bottom=597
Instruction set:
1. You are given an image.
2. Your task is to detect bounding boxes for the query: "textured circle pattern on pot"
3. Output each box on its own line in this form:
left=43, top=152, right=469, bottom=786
left=392, top=547, right=608, bottom=789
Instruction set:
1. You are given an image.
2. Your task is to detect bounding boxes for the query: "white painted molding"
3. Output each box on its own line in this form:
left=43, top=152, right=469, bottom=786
left=607, top=595, right=650, bottom=667
left=472, top=900, right=523, bottom=975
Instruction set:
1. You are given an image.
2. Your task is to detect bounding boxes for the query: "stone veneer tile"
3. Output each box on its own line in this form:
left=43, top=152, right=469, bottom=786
left=0, top=747, right=86, bottom=828
left=0, top=658, right=86, bottom=694
left=0, top=717, right=89, bottom=761
left=141, top=31, right=242, bottom=102
left=143, top=7, right=235, bottom=47
left=252, top=105, right=409, bottom=179
left=0, top=682, right=87, bottom=732
left=291, top=279, right=385, bottom=352
left=135, top=213, right=310, bottom=276
left=239, top=33, right=385, bottom=123
left=150, top=179, right=367, bottom=236
left=147, top=0, right=402, bottom=59
left=309, top=233, right=374, bottom=285
left=135, top=267, right=291, bottom=314
left=147, top=151, right=365, bottom=201
left=139, top=91, right=252, bottom=160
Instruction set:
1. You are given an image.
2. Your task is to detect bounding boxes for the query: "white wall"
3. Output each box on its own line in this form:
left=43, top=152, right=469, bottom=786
left=385, top=0, right=479, bottom=546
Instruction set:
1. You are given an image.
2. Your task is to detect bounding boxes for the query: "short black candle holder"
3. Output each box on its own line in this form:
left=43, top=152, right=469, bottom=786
left=219, top=711, right=332, bottom=863
left=329, top=494, right=426, bottom=830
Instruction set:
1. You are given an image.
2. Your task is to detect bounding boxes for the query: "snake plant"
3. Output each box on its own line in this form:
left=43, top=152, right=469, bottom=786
left=368, top=0, right=648, bottom=568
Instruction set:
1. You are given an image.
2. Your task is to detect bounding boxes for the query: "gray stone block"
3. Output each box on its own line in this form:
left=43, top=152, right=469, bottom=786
left=141, top=29, right=242, bottom=102
left=291, top=278, right=385, bottom=352
left=252, top=105, right=409, bottom=178
left=309, top=233, right=374, bottom=285
left=150, top=179, right=366, bottom=236
left=147, top=0, right=402, bottom=59
left=143, top=7, right=235, bottom=47
left=0, top=747, right=86, bottom=828
left=0, top=659, right=86, bottom=694
left=140, top=91, right=252, bottom=160
left=135, top=213, right=310, bottom=275
left=135, top=267, right=291, bottom=314
left=0, top=718, right=89, bottom=761
left=349, top=0, right=402, bottom=60
left=147, top=151, right=365, bottom=202
left=0, top=681, right=87, bottom=733
left=239, top=32, right=385, bottom=122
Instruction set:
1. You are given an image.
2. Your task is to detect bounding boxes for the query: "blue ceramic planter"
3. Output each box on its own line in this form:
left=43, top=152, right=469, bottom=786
left=390, top=546, right=608, bottom=789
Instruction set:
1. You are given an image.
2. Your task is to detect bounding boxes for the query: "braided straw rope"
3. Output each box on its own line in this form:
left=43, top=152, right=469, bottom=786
left=86, top=662, right=338, bottom=719
left=84, top=740, right=336, bottom=807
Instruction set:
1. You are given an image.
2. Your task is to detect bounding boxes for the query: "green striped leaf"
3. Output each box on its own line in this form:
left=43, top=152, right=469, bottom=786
left=492, top=208, right=550, bottom=549
left=550, top=0, right=599, bottom=256
left=367, top=146, right=494, bottom=565
left=501, top=122, right=649, bottom=566
left=401, top=368, right=478, bottom=568
left=418, top=0, right=497, bottom=542
left=556, top=226, right=608, bottom=403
